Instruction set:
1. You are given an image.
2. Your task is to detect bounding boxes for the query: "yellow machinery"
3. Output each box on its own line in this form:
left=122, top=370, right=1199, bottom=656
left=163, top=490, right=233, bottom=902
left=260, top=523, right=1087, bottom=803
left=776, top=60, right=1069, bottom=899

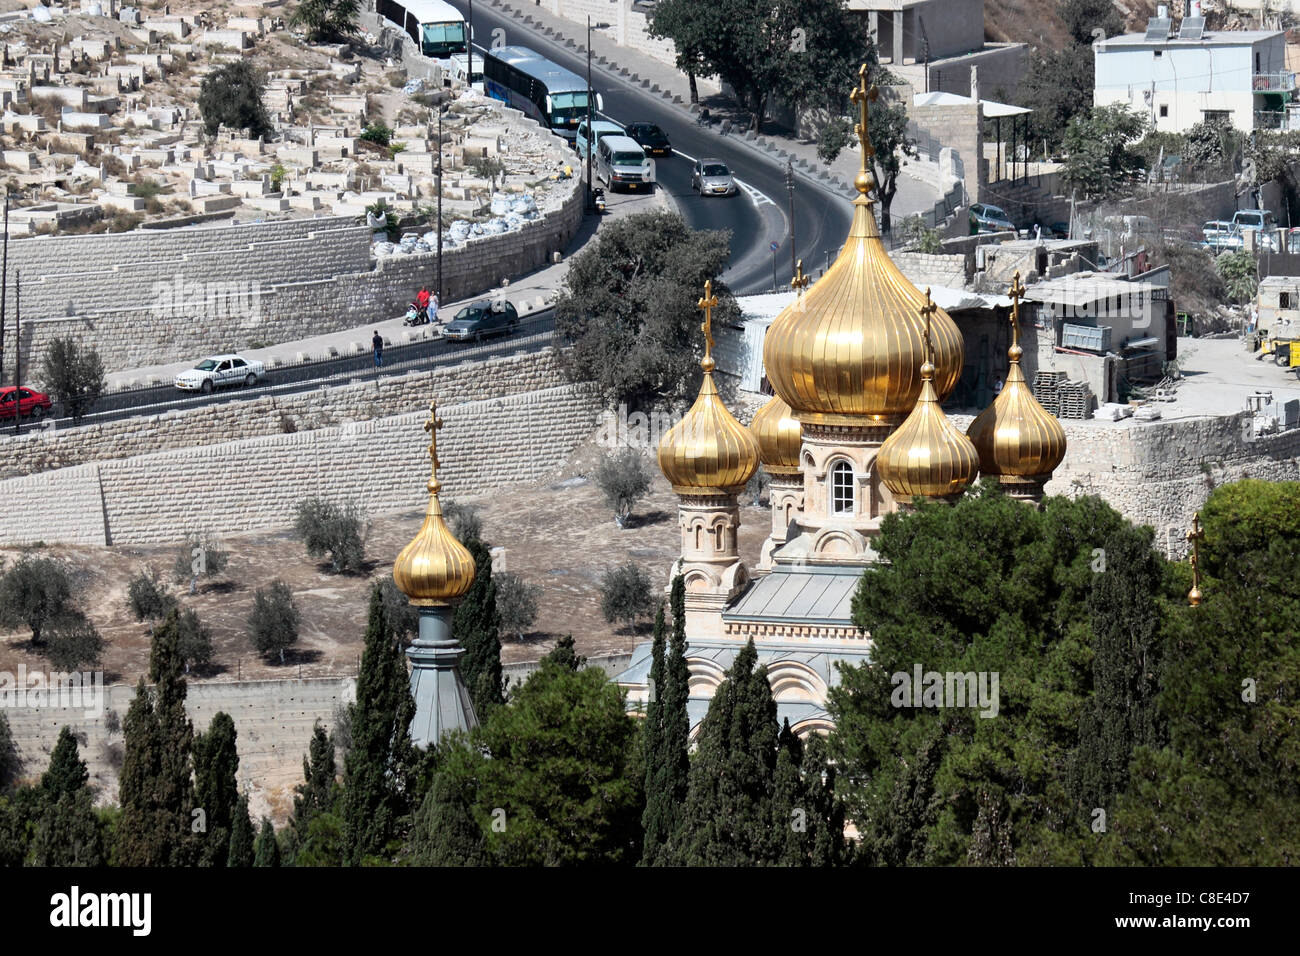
left=1262, top=335, right=1300, bottom=374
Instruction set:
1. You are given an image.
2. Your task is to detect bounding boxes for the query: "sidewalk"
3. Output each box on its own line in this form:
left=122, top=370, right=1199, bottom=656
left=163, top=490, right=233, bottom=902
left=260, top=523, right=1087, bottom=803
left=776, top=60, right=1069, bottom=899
left=485, top=0, right=942, bottom=218
left=104, top=182, right=670, bottom=389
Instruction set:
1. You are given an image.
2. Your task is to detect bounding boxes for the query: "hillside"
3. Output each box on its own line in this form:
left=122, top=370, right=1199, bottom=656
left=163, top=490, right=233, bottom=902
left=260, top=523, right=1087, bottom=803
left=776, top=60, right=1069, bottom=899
left=985, top=0, right=1159, bottom=50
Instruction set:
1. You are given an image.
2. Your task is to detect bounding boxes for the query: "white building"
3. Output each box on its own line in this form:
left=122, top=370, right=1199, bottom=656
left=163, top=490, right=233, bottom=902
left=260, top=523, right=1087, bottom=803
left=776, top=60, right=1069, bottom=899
left=1094, top=26, right=1292, bottom=132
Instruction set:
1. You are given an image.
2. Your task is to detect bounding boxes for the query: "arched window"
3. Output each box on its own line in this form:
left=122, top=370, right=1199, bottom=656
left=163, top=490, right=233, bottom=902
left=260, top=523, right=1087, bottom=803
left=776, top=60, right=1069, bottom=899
left=714, top=524, right=724, bottom=550
left=831, top=460, right=855, bottom=516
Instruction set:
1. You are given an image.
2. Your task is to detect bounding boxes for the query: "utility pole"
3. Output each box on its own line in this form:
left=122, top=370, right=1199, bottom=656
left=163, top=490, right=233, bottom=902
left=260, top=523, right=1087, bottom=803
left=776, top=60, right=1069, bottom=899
left=436, top=107, right=444, bottom=301
left=467, top=0, right=474, bottom=88
left=0, top=190, right=7, bottom=387
left=12, top=270, right=18, bottom=435
left=586, top=16, right=594, bottom=213
left=785, top=161, right=796, bottom=280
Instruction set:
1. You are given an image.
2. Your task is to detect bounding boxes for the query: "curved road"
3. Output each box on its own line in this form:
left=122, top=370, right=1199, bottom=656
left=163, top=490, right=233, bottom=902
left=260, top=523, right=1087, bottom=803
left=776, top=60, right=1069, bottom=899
left=446, top=1, right=855, bottom=294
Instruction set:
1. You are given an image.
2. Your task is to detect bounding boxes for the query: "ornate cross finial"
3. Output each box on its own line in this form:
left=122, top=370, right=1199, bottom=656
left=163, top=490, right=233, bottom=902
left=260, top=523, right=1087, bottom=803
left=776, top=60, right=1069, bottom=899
left=423, top=399, right=444, bottom=485
left=850, top=64, right=879, bottom=162
left=1186, top=512, right=1204, bottom=607
left=698, top=279, right=718, bottom=361
left=1008, top=270, right=1026, bottom=351
left=791, top=259, right=809, bottom=294
left=920, top=286, right=938, bottom=366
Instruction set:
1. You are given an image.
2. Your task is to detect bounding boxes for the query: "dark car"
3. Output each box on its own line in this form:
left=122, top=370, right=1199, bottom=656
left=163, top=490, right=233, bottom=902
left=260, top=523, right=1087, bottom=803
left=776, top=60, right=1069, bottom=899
left=0, top=385, right=53, bottom=421
left=624, top=122, right=671, bottom=156
left=443, top=299, right=520, bottom=342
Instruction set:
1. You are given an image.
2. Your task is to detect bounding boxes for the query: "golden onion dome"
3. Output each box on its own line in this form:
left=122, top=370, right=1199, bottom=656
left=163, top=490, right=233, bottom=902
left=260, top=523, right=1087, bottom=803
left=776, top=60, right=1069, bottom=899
left=966, top=273, right=1067, bottom=479
left=762, top=79, right=963, bottom=426
left=658, top=281, right=761, bottom=495
left=393, top=402, right=476, bottom=606
left=750, top=394, right=802, bottom=477
left=876, top=293, right=979, bottom=499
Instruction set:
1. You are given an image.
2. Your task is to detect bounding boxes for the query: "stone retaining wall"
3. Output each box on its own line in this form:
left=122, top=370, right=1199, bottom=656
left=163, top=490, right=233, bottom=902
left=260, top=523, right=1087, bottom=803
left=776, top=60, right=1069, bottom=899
left=2, top=178, right=584, bottom=376
left=0, top=381, right=602, bottom=547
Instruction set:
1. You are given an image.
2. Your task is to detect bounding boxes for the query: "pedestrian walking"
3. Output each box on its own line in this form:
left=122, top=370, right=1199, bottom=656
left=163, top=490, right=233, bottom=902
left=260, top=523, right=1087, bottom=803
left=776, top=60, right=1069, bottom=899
left=430, top=292, right=440, bottom=325
left=372, top=330, right=384, bottom=367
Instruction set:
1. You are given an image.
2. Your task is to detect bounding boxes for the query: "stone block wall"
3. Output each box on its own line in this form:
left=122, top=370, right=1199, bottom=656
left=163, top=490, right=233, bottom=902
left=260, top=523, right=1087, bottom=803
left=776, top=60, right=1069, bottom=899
left=911, top=102, right=983, bottom=206
left=0, top=349, right=571, bottom=479
left=3, top=178, right=584, bottom=376
left=0, top=381, right=602, bottom=546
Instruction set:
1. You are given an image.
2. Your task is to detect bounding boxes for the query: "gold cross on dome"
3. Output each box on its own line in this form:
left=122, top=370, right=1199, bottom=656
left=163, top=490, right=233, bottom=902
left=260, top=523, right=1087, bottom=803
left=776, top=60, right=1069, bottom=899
left=1008, top=270, right=1026, bottom=348
left=423, top=399, right=443, bottom=477
left=1186, top=512, right=1204, bottom=607
left=850, top=64, right=879, bottom=161
left=791, top=259, right=809, bottom=294
left=698, top=279, right=718, bottom=357
left=920, top=286, right=938, bottom=363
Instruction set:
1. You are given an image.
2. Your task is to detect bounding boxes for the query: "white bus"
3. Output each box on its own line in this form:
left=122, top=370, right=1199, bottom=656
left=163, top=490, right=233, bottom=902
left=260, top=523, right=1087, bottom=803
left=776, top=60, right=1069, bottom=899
left=377, top=0, right=468, bottom=58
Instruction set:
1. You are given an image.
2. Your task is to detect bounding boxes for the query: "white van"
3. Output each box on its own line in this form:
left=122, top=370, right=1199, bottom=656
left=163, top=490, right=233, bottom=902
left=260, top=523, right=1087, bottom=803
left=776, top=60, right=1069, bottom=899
left=575, top=118, right=623, bottom=161
left=595, top=134, right=653, bottom=192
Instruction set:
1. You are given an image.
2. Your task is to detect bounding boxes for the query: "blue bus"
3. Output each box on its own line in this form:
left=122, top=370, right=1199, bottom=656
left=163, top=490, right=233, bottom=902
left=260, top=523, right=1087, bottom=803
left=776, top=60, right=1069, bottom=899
left=377, top=0, right=467, bottom=58
left=481, top=45, right=602, bottom=141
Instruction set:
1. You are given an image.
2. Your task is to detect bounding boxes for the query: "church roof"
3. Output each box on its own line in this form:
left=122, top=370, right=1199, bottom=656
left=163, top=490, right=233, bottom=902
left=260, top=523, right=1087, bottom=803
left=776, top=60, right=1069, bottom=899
left=722, top=566, right=861, bottom=627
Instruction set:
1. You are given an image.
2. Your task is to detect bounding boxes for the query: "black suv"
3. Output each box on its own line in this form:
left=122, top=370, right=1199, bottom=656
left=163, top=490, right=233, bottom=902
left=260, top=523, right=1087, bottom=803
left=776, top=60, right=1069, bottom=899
left=443, top=299, right=520, bottom=342
left=624, top=122, right=671, bottom=156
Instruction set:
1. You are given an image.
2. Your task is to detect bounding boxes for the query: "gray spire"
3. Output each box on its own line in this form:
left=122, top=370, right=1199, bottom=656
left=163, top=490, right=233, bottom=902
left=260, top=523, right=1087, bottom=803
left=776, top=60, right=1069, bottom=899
left=407, top=605, right=478, bottom=747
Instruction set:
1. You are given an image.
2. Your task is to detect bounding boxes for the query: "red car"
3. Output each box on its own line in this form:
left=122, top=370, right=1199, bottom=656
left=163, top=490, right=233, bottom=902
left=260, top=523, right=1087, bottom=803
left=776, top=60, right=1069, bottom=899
left=0, top=385, right=53, bottom=421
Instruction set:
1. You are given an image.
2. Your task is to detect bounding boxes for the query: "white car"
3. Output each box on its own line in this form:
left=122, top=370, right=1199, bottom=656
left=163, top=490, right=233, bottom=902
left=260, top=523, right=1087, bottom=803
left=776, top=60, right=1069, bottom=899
left=175, top=354, right=266, bottom=393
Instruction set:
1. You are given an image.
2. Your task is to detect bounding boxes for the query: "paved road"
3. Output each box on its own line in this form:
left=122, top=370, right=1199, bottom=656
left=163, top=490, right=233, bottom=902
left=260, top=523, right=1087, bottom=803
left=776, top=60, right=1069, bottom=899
left=31, top=313, right=557, bottom=431
left=445, top=1, right=855, bottom=294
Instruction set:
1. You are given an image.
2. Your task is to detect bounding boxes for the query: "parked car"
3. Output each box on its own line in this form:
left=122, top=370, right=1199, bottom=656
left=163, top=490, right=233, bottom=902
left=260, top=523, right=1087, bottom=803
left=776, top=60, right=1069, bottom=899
left=1232, top=209, right=1280, bottom=252
left=690, top=158, right=736, bottom=197
left=175, top=354, right=266, bottom=393
left=443, top=299, right=520, bottom=342
left=0, top=385, right=53, bottom=420
left=624, top=122, right=672, bottom=156
left=575, top=119, right=624, bottom=161
left=969, top=202, right=1015, bottom=234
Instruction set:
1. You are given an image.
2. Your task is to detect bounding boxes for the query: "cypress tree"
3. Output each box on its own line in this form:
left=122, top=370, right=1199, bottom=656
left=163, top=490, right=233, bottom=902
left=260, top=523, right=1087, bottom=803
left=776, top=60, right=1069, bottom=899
left=118, top=610, right=198, bottom=866
left=42, top=726, right=89, bottom=801
left=292, top=722, right=336, bottom=836
left=0, top=713, right=23, bottom=793
left=31, top=728, right=103, bottom=866
left=226, top=794, right=254, bottom=867
left=408, top=752, right=489, bottom=866
left=194, top=712, right=240, bottom=867
left=542, top=633, right=585, bottom=671
left=802, top=732, right=847, bottom=866
left=639, top=604, right=668, bottom=865
left=770, top=718, right=808, bottom=865
left=453, top=538, right=504, bottom=718
left=254, top=817, right=281, bottom=867
left=342, top=585, right=415, bottom=864
left=660, top=575, right=692, bottom=861
left=681, top=639, right=778, bottom=865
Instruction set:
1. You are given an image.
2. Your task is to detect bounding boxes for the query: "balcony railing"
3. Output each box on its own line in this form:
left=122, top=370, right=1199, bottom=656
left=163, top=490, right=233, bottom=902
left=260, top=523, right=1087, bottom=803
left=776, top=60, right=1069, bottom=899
left=1254, top=109, right=1288, bottom=129
left=1253, top=72, right=1296, bottom=92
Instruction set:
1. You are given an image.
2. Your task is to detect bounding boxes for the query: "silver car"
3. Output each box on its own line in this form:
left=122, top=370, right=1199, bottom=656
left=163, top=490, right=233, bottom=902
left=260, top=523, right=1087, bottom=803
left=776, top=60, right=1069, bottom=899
left=691, top=158, right=736, bottom=197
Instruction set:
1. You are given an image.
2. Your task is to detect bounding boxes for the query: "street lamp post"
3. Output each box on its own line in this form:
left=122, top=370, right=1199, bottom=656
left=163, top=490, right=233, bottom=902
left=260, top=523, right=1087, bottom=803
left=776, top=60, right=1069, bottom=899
left=436, top=107, right=444, bottom=301
left=12, top=270, right=18, bottom=436
left=586, top=16, right=594, bottom=213
left=785, top=161, right=796, bottom=281
left=0, top=190, right=7, bottom=387
left=467, top=0, right=474, bottom=88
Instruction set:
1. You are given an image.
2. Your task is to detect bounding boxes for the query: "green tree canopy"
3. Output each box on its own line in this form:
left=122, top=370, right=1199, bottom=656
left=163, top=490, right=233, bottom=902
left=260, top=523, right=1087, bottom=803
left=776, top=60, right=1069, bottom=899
left=453, top=539, right=504, bottom=720
left=1060, top=104, right=1149, bottom=199
left=555, top=211, right=736, bottom=409
left=198, top=60, right=272, bottom=138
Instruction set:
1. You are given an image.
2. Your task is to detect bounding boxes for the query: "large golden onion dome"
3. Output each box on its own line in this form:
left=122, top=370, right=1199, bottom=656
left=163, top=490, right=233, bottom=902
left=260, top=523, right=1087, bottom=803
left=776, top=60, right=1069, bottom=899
left=762, top=74, right=963, bottom=426
left=750, top=394, right=802, bottom=477
left=658, top=281, right=761, bottom=495
left=877, top=292, right=979, bottom=499
left=967, top=273, right=1067, bottom=479
left=393, top=402, right=476, bottom=606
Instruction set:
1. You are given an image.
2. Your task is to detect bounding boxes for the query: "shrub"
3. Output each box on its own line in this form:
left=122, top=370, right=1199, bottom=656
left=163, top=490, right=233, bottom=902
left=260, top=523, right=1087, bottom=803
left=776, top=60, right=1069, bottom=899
left=360, top=122, right=393, bottom=147
left=470, top=156, right=506, bottom=189
left=495, top=573, right=541, bottom=640
left=172, top=531, right=230, bottom=593
left=174, top=607, right=214, bottom=675
left=38, top=337, right=105, bottom=420
left=595, top=448, right=652, bottom=528
left=248, top=580, right=300, bottom=664
left=0, top=556, right=73, bottom=646
left=817, top=116, right=853, bottom=165
left=442, top=501, right=483, bottom=543
left=45, top=612, right=104, bottom=669
left=599, top=562, right=654, bottom=629
left=898, top=215, right=943, bottom=254
left=1216, top=250, right=1258, bottom=304
left=291, top=0, right=362, bottom=43
left=293, top=498, right=368, bottom=574
left=270, top=163, right=288, bottom=192
left=127, top=566, right=176, bottom=621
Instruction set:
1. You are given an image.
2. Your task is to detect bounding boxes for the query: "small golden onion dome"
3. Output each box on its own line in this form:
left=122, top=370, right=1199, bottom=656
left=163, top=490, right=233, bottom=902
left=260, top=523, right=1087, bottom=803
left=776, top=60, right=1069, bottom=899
left=750, top=395, right=802, bottom=477
left=877, top=293, right=979, bottom=499
left=966, top=273, right=1067, bottom=479
left=761, top=177, right=963, bottom=426
left=658, top=281, right=761, bottom=495
left=393, top=403, right=476, bottom=606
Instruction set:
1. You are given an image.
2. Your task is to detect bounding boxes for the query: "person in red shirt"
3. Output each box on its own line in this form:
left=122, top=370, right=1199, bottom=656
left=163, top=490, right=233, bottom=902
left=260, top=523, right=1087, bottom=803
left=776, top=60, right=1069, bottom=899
left=415, top=287, right=431, bottom=322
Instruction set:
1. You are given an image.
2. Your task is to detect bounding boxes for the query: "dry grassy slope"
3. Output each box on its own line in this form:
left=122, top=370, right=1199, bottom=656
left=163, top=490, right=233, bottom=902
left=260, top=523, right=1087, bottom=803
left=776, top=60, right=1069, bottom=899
left=985, top=0, right=1159, bottom=51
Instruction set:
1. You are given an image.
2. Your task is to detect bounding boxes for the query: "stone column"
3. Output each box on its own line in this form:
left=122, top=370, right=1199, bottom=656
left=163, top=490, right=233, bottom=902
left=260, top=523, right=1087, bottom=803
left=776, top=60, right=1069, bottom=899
left=893, top=11, right=905, bottom=64
left=671, top=493, right=750, bottom=640
left=758, top=474, right=804, bottom=571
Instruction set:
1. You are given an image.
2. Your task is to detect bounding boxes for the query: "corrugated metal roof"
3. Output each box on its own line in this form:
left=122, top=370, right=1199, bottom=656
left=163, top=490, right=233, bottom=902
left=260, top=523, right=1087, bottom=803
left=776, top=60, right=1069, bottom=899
left=723, top=567, right=860, bottom=624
